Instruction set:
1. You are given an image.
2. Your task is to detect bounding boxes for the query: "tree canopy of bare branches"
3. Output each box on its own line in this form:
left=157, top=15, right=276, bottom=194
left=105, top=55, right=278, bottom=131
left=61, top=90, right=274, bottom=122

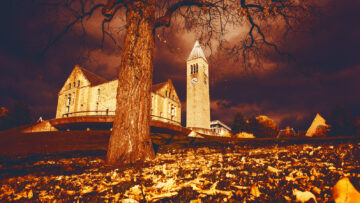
left=36, top=0, right=314, bottom=166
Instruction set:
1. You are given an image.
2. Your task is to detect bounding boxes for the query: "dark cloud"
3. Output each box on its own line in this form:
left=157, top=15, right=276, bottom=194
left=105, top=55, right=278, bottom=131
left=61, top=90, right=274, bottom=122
left=0, top=0, right=359, bottom=131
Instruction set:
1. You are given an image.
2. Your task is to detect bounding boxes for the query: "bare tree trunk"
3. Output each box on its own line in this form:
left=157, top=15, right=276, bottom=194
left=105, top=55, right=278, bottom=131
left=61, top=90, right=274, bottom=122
left=106, top=1, right=156, bottom=166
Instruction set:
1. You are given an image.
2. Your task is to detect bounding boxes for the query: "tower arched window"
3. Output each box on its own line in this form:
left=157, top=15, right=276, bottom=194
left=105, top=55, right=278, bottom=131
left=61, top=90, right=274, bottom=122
left=190, top=65, right=193, bottom=74
left=196, top=63, right=198, bottom=73
left=78, top=80, right=80, bottom=87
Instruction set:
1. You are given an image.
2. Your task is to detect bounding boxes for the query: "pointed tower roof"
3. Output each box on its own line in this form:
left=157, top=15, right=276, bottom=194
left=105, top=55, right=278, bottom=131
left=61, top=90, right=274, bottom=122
left=306, top=113, right=328, bottom=137
left=187, top=40, right=207, bottom=62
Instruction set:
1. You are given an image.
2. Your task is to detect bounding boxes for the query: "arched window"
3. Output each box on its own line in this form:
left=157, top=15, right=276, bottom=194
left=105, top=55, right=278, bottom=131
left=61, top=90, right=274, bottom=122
left=78, top=80, right=80, bottom=87
left=196, top=63, right=198, bottom=73
left=67, top=94, right=71, bottom=105
left=190, top=65, right=193, bottom=74
left=69, top=83, right=71, bottom=89
left=73, top=82, right=75, bottom=87
left=168, top=103, right=171, bottom=114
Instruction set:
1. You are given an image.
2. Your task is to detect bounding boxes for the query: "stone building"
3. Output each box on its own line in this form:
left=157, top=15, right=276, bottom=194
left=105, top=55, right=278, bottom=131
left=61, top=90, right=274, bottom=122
left=186, top=41, right=211, bottom=130
left=56, top=65, right=181, bottom=125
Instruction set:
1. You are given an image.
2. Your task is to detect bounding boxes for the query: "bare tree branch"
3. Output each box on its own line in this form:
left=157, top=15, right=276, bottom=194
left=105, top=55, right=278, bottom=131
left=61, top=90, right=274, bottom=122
left=155, top=0, right=216, bottom=28
left=40, top=3, right=105, bottom=56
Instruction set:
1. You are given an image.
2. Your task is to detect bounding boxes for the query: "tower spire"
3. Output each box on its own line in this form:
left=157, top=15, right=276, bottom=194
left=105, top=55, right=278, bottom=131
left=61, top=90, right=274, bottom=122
left=187, top=40, right=207, bottom=62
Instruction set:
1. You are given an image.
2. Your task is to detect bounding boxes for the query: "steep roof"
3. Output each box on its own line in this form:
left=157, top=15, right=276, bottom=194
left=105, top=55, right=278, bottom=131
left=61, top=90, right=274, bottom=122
left=152, top=81, right=168, bottom=92
left=187, top=40, right=207, bottom=62
left=151, top=80, right=180, bottom=102
left=78, top=67, right=108, bottom=86
left=306, top=113, right=328, bottom=137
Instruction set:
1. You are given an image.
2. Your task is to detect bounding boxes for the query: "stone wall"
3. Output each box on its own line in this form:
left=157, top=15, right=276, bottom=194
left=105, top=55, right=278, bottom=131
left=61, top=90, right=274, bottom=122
left=56, top=66, right=181, bottom=125
left=88, top=80, right=118, bottom=115
left=56, top=66, right=91, bottom=118
left=151, top=81, right=181, bottom=125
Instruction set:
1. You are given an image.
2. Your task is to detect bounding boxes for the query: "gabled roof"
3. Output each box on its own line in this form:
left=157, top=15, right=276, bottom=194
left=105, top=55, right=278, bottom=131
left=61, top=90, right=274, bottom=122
left=152, top=81, right=168, bottom=92
left=151, top=80, right=180, bottom=102
left=187, top=40, right=207, bottom=62
left=78, top=66, right=108, bottom=86
left=306, top=113, right=328, bottom=137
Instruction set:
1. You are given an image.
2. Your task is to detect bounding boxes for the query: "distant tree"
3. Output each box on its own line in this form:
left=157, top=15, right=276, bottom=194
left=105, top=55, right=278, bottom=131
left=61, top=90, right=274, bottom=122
left=328, top=105, right=356, bottom=137
left=248, top=115, right=279, bottom=138
left=0, top=107, right=11, bottom=131
left=296, top=129, right=306, bottom=137
left=0, top=102, right=32, bottom=131
left=8, top=102, right=32, bottom=127
left=312, top=125, right=330, bottom=137
left=232, top=112, right=248, bottom=134
left=247, top=116, right=258, bottom=135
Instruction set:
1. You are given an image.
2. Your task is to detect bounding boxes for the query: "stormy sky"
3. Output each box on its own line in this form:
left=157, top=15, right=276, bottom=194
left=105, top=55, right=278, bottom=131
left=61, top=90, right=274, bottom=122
left=0, top=0, right=359, bottom=130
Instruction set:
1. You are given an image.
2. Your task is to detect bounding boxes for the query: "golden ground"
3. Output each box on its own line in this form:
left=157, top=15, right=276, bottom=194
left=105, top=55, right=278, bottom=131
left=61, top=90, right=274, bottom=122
left=1, top=142, right=360, bottom=202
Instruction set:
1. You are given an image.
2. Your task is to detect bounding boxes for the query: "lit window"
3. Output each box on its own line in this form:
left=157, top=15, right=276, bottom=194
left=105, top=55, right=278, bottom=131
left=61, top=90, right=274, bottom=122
left=172, top=105, right=175, bottom=116
left=67, top=94, right=71, bottom=105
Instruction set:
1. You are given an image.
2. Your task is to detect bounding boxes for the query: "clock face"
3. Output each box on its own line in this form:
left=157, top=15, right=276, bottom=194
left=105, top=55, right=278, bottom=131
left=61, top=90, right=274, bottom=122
left=191, top=77, right=198, bottom=84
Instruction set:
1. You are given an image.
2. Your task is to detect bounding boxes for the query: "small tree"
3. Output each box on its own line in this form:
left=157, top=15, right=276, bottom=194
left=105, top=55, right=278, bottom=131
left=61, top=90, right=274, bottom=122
left=248, top=115, right=279, bottom=138
left=0, top=102, right=32, bottom=130
left=328, top=105, right=356, bottom=137
left=232, top=112, right=248, bottom=134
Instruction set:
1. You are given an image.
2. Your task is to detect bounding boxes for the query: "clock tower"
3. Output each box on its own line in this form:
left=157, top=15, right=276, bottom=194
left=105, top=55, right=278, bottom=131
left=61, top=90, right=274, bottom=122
left=186, top=40, right=211, bottom=129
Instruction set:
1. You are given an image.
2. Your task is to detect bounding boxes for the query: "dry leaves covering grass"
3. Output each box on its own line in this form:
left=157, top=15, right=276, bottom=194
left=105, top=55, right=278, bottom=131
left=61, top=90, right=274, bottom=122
left=1, top=142, right=360, bottom=202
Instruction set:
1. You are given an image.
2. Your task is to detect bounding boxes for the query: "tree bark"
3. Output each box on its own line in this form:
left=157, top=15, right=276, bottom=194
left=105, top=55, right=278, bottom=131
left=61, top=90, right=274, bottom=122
left=106, top=1, right=156, bottom=166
